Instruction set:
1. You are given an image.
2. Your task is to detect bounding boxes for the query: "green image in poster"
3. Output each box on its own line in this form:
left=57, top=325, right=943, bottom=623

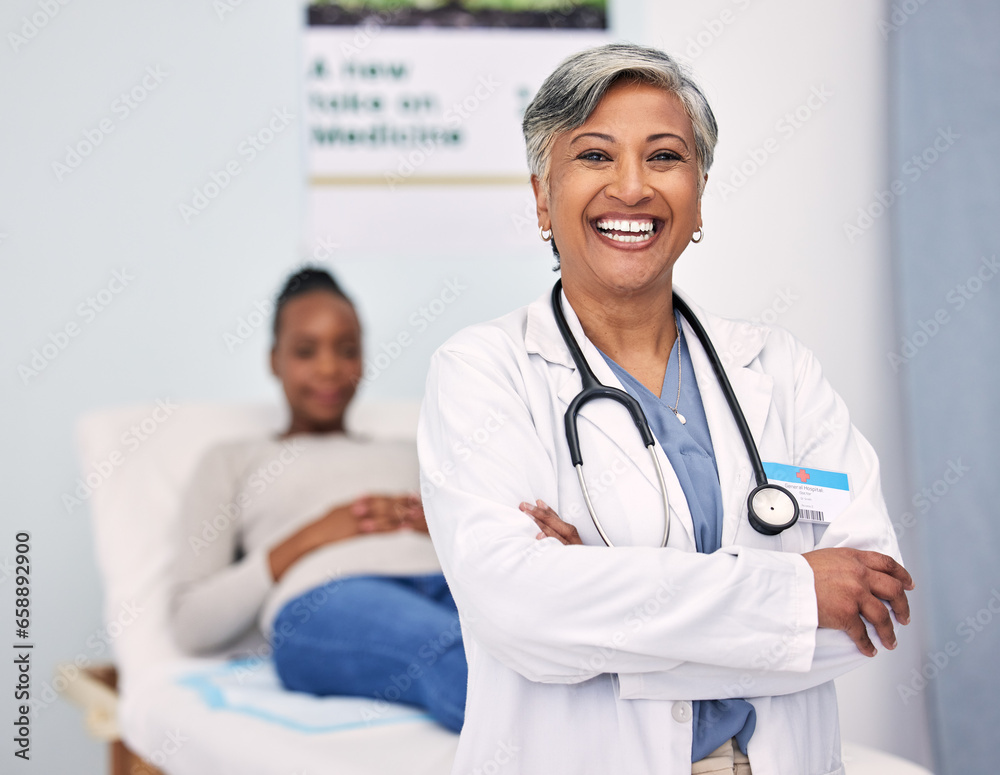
left=308, top=0, right=607, bottom=29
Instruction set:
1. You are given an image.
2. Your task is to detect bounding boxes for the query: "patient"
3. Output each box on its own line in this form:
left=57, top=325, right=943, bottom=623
left=169, top=267, right=465, bottom=732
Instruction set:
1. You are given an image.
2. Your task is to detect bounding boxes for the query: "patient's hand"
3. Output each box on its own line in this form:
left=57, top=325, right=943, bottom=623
left=396, top=493, right=429, bottom=534
left=311, top=494, right=409, bottom=542
left=351, top=493, right=427, bottom=535
left=269, top=494, right=424, bottom=581
left=519, top=500, right=582, bottom=545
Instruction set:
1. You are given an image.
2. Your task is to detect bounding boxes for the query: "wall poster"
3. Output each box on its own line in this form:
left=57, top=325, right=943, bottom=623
left=304, top=1, right=608, bottom=254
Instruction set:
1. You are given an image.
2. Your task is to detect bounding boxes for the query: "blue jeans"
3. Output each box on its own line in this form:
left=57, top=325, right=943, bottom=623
left=271, top=573, right=466, bottom=732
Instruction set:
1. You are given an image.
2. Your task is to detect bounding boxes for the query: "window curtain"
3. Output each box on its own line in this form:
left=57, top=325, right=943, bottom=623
left=891, top=2, right=1000, bottom=772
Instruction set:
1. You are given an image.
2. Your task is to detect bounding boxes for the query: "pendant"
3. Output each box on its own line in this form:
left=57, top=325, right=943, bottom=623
left=674, top=410, right=687, bottom=425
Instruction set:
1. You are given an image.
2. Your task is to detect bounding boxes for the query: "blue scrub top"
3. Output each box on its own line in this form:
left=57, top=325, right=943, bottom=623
left=599, top=313, right=756, bottom=761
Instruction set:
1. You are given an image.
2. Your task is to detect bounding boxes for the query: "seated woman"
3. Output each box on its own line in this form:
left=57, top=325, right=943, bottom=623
left=168, top=267, right=465, bottom=732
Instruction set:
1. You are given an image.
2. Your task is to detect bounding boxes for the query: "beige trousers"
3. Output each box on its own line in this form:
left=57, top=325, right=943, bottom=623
left=691, top=738, right=752, bottom=775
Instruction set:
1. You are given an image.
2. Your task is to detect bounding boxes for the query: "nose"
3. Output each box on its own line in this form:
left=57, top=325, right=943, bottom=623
left=315, top=349, right=340, bottom=378
left=605, top=156, right=652, bottom=206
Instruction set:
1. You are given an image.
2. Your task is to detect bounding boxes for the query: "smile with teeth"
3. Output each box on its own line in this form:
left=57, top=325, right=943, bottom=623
left=595, top=219, right=656, bottom=243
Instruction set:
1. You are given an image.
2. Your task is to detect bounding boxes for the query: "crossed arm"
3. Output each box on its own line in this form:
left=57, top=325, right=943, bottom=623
left=523, top=499, right=914, bottom=659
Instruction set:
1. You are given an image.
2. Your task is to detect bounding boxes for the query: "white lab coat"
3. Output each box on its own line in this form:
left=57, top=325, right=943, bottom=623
left=417, top=287, right=902, bottom=775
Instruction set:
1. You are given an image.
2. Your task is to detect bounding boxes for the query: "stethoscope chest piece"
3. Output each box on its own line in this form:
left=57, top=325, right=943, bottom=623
left=747, top=484, right=799, bottom=536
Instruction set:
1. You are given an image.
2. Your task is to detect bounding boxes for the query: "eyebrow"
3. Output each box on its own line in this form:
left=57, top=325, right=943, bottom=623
left=569, top=131, right=690, bottom=149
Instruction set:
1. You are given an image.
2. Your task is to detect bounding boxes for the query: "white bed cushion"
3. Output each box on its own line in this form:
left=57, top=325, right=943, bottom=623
left=119, top=656, right=458, bottom=775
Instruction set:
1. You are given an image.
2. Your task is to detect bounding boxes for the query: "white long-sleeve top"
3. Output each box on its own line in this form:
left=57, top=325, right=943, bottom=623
left=168, top=433, right=440, bottom=654
left=417, top=288, right=903, bottom=775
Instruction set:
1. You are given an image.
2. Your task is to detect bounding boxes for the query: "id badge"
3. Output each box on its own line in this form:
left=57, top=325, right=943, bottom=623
left=762, top=463, right=851, bottom=525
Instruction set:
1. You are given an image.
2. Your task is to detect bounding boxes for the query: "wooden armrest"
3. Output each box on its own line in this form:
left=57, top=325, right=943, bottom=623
left=57, top=664, right=166, bottom=775
left=56, top=663, right=121, bottom=742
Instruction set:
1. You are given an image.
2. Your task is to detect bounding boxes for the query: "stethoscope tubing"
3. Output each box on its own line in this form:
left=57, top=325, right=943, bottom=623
left=551, top=279, right=799, bottom=544
left=670, top=294, right=769, bottom=488
left=551, top=281, right=670, bottom=547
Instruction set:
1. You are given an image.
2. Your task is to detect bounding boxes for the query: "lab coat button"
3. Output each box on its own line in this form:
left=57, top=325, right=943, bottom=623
left=672, top=701, right=692, bottom=723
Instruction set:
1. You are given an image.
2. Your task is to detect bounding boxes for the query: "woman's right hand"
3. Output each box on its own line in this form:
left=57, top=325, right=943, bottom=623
left=268, top=494, right=415, bottom=581
left=317, top=494, right=414, bottom=541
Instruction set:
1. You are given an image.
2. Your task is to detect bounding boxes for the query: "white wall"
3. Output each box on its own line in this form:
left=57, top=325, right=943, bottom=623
left=0, top=0, right=930, bottom=771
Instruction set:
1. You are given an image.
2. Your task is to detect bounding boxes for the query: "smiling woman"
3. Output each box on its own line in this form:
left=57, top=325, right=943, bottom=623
left=417, top=43, right=912, bottom=775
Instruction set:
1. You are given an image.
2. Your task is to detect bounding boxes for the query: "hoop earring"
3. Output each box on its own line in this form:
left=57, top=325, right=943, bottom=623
left=540, top=227, right=553, bottom=242
left=691, top=227, right=704, bottom=244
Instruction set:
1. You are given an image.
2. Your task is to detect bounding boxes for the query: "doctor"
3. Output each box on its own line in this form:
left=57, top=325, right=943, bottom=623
left=418, top=44, right=913, bottom=775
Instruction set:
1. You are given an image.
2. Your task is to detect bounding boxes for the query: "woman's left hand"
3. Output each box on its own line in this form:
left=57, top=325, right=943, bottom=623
left=520, top=500, right=582, bottom=545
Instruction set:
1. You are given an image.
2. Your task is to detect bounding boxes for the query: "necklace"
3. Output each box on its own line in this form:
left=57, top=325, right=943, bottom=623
left=669, top=319, right=686, bottom=424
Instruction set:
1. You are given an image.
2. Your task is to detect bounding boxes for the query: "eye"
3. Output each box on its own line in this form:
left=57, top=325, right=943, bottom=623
left=577, top=150, right=611, bottom=162
left=649, top=149, right=685, bottom=162
left=338, top=343, right=361, bottom=359
left=293, top=344, right=316, bottom=358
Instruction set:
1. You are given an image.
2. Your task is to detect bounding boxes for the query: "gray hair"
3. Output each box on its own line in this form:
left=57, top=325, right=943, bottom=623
left=522, top=43, right=719, bottom=191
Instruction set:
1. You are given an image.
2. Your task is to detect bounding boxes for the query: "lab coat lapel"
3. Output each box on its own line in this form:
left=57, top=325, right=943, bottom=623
left=525, top=289, right=696, bottom=547
left=677, top=291, right=773, bottom=549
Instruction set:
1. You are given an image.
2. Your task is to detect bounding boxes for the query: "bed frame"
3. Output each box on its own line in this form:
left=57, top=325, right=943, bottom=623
left=59, top=664, right=164, bottom=775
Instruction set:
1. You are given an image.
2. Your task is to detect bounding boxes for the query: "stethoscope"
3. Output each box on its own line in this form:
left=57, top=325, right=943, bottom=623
left=551, top=279, right=800, bottom=546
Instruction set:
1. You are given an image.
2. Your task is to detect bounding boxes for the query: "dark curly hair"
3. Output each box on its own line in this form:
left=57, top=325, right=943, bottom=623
left=272, top=267, right=353, bottom=342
